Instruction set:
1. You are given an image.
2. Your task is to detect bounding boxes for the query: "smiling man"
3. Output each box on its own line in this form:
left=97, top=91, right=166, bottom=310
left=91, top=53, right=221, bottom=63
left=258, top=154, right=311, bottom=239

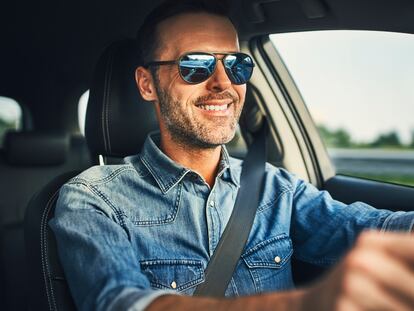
left=136, top=9, right=246, bottom=187
left=50, top=1, right=414, bottom=311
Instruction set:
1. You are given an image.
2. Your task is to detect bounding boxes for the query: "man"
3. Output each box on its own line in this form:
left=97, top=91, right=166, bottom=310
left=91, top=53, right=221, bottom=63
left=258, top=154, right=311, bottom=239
left=50, top=1, right=414, bottom=310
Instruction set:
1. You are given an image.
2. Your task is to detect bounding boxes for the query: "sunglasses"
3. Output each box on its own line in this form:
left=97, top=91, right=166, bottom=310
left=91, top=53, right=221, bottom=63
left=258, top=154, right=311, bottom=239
left=144, top=52, right=255, bottom=85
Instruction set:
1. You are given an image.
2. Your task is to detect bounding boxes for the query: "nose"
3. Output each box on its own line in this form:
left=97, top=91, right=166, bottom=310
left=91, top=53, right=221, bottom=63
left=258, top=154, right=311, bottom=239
left=206, top=60, right=232, bottom=92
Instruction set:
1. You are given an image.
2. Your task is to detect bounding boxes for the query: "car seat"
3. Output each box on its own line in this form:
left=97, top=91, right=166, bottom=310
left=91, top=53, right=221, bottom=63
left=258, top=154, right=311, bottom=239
left=0, top=130, right=94, bottom=311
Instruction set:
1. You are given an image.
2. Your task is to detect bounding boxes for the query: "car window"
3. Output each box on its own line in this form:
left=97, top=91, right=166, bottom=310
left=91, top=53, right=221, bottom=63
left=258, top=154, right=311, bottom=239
left=0, top=96, right=22, bottom=148
left=270, top=30, right=414, bottom=187
left=78, top=90, right=89, bottom=136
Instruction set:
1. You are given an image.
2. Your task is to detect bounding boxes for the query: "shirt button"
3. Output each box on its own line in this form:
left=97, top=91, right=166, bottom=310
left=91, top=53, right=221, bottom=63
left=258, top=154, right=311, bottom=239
left=170, top=281, right=177, bottom=289
left=274, top=256, right=281, bottom=264
left=209, top=201, right=215, bottom=207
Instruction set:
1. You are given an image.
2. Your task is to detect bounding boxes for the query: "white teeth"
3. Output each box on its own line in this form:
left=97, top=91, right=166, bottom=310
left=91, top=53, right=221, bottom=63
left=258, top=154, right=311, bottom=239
left=199, top=104, right=228, bottom=111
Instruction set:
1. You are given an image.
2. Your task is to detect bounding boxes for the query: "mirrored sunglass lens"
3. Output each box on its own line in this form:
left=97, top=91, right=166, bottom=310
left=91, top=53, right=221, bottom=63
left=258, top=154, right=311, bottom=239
left=179, top=54, right=216, bottom=83
left=224, top=54, right=254, bottom=84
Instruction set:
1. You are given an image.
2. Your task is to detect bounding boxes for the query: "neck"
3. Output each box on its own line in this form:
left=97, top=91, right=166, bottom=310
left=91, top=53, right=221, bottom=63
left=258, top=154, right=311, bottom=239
left=160, top=133, right=222, bottom=188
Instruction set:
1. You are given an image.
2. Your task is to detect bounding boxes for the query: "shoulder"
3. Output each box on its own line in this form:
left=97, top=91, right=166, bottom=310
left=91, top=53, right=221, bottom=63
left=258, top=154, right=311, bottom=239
left=262, top=163, right=301, bottom=194
left=56, top=164, right=131, bottom=208
left=55, top=156, right=149, bottom=215
left=68, top=163, right=136, bottom=186
left=66, top=154, right=149, bottom=185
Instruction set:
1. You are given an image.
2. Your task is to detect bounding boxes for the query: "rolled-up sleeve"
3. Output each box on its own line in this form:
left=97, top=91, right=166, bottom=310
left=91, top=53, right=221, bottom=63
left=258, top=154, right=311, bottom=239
left=381, top=211, right=414, bottom=233
left=49, top=181, right=178, bottom=311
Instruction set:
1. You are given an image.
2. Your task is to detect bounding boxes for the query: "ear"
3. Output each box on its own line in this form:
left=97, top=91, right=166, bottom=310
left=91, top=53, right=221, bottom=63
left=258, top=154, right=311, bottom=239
left=135, top=66, right=158, bottom=102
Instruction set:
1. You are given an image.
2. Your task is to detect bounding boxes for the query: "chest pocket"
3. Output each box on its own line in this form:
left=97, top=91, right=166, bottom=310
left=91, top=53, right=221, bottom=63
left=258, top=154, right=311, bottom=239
left=241, top=234, right=294, bottom=293
left=140, top=259, right=205, bottom=295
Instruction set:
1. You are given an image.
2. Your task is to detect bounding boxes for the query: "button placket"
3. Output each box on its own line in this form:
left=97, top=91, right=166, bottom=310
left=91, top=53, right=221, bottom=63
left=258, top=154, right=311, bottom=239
left=206, top=189, right=220, bottom=255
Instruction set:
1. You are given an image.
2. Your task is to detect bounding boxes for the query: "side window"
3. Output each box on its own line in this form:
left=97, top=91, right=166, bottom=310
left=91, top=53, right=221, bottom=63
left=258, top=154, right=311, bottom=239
left=78, top=90, right=89, bottom=136
left=0, top=96, right=22, bottom=147
left=270, top=31, right=414, bottom=187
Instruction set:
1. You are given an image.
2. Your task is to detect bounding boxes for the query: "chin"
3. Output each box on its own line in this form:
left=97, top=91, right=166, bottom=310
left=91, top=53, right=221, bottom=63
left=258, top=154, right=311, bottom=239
left=201, top=131, right=236, bottom=147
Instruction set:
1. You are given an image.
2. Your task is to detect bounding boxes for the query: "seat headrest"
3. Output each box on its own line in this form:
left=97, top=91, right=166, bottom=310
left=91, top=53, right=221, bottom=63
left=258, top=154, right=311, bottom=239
left=4, top=132, right=69, bottom=166
left=86, top=39, right=159, bottom=158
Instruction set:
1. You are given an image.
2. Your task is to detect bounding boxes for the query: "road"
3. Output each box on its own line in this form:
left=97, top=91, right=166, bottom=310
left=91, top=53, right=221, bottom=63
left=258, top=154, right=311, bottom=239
left=328, top=148, right=414, bottom=176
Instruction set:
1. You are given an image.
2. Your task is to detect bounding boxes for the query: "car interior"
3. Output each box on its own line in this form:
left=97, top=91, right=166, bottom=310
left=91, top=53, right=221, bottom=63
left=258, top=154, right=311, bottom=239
left=1, top=0, right=414, bottom=310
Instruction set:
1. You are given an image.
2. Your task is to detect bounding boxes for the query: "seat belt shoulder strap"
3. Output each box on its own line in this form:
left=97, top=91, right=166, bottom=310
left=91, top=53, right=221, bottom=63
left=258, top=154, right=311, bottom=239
left=194, top=124, right=267, bottom=297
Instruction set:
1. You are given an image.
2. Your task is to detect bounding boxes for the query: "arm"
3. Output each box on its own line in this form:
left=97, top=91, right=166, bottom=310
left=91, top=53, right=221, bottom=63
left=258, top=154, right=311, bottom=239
left=146, top=290, right=305, bottom=311
left=290, top=177, right=414, bottom=265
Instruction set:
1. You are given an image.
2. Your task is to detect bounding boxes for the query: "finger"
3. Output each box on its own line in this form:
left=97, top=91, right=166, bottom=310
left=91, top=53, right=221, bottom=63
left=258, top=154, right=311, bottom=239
left=335, top=297, right=360, bottom=311
left=357, top=231, right=414, bottom=265
left=348, top=248, right=414, bottom=308
left=345, top=270, right=413, bottom=311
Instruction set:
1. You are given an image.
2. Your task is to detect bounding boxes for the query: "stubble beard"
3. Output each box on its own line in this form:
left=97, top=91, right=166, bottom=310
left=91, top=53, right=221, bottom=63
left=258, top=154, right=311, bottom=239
left=155, top=85, right=242, bottom=149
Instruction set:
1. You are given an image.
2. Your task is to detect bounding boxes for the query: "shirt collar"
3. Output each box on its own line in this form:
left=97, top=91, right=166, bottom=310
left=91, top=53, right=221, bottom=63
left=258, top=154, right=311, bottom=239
left=218, top=142, right=239, bottom=187
left=137, top=132, right=238, bottom=193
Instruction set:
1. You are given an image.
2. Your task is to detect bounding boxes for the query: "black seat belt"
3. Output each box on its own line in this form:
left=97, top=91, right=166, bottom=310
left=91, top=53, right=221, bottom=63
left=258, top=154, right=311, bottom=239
left=194, top=123, right=267, bottom=297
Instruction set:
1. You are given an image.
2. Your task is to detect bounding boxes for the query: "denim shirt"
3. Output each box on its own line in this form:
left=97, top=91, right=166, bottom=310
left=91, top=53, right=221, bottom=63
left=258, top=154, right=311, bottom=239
left=50, top=132, right=414, bottom=311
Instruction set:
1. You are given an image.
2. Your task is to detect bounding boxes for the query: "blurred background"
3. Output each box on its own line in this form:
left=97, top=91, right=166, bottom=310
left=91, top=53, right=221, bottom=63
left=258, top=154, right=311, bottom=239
left=271, top=30, right=414, bottom=186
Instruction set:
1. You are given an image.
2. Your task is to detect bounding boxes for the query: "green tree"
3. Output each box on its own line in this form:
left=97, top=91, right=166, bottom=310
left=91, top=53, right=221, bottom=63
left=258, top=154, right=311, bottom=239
left=317, top=125, right=352, bottom=148
left=410, top=130, right=414, bottom=148
left=370, top=131, right=402, bottom=148
left=334, top=128, right=352, bottom=148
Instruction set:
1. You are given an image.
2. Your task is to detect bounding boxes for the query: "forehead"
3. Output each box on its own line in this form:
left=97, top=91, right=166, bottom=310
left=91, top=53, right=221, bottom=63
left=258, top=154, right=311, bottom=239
left=156, top=12, right=239, bottom=58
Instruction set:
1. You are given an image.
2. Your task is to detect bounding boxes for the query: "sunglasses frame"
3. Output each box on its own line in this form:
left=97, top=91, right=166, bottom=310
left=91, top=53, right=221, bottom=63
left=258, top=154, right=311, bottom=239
left=144, top=51, right=255, bottom=85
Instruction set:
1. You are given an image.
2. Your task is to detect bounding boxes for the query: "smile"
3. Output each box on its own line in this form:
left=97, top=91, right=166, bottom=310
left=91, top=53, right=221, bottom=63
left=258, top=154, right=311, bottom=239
left=198, top=104, right=229, bottom=111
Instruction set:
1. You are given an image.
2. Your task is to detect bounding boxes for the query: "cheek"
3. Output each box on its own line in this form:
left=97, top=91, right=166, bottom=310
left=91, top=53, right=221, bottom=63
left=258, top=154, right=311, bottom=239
left=157, top=66, right=182, bottom=93
left=160, top=68, right=196, bottom=101
left=164, top=71, right=182, bottom=92
left=235, top=85, right=246, bottom=105
left=175, top=84, right=207, bottom=107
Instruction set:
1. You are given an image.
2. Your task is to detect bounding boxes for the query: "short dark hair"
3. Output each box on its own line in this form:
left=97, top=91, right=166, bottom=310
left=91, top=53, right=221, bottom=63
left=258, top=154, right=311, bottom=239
left=136, top=0, right=231, bottom=65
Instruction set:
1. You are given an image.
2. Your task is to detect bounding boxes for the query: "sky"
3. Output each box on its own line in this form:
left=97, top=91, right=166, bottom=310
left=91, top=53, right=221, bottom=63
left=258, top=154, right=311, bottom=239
left=270, top=30, right=414, bottom=144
